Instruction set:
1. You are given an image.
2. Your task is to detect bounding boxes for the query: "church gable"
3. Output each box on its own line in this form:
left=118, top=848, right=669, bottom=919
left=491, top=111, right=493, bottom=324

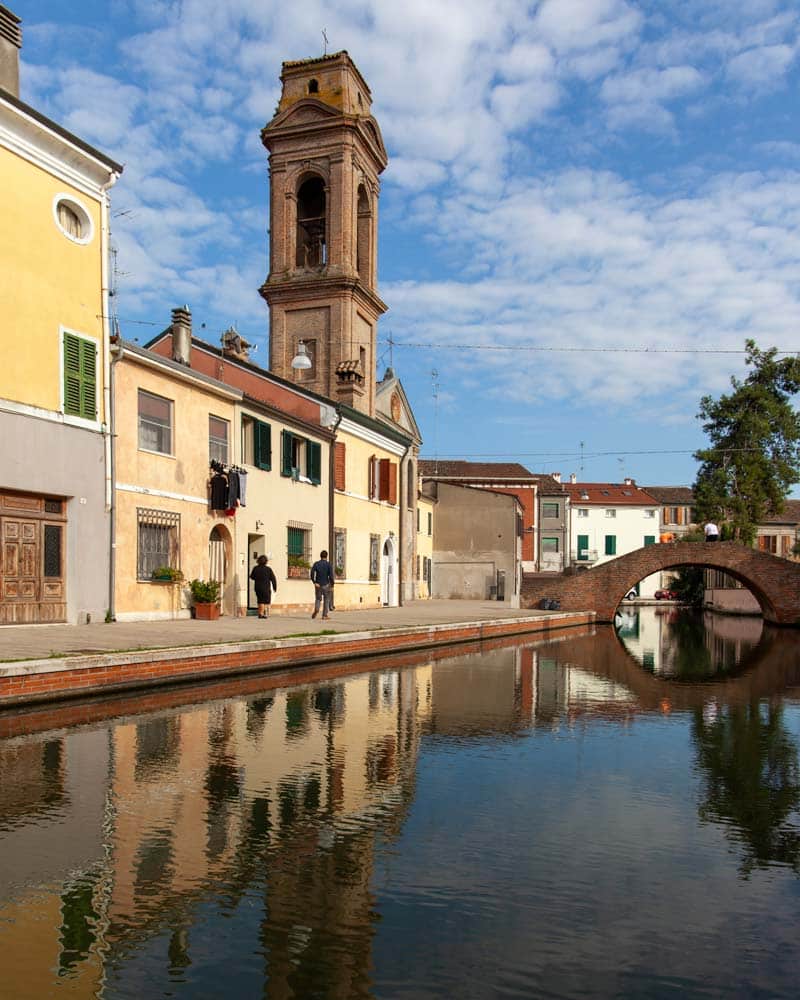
left=376, top=371, right=421, bottom=443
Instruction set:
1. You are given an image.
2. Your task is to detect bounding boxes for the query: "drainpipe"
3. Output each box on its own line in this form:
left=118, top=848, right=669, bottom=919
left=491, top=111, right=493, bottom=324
left=107, top=337, right=123, bottom=622
left=101, top=176, right=120, bottom=621
left=328, top=406, right=343, bottom=573
left=398, top=441, right=411, bottom=607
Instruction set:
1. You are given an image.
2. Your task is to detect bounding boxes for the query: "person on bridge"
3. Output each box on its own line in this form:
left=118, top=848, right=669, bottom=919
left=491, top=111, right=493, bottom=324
left=704, top=521, right=720, bottom=542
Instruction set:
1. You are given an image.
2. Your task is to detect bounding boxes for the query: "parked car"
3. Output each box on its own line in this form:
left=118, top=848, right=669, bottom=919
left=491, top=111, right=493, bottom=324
left=624, top=589, right=638, bottom=600
left=654, top=588, right=678, bottom=600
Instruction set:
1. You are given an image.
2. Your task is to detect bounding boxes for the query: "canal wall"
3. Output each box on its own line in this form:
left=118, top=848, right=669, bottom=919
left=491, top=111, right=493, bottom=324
left=0, top=611, right=594, bottom=709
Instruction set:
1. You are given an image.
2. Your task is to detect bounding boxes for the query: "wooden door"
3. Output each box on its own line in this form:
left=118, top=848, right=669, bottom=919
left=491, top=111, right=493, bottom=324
left=1, top=517, right=40, bottom=624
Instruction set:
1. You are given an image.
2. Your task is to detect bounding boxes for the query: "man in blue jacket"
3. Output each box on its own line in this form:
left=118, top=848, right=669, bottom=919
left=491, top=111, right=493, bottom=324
left=310, top=549, right=334, bottom=619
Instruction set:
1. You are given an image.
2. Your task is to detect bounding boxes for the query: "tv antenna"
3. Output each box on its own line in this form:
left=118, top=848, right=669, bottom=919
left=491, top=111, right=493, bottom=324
left=322, top=28, right=328, bottom=55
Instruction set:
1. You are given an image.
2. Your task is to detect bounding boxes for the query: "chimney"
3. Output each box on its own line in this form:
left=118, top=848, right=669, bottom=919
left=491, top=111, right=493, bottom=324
left=171, top=305, right=192, bottom=366
left=570, top=473, right=577, bottom=484
left=0, top=5, right=22, bottom=98
left=624, top=477, right=634, bottom=486
left=551, top=472, right=561, bottom=483
left=221, top=325, right=251, bottom=361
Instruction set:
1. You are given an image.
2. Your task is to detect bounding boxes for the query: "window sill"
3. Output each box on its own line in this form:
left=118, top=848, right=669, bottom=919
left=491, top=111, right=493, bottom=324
left=138, top=447, right=176, bottom=459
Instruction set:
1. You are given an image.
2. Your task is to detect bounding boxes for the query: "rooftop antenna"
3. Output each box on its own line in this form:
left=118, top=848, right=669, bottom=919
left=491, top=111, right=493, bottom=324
left=386, top=330, right=394, bottom=369
left=432, top=369, right=440, bottom=475
left=322, top=28, right=328, bottom=55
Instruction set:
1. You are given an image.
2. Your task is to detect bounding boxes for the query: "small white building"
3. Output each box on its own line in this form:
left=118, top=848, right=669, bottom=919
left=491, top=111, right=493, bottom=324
left=566, top=480, right=661, bottom=597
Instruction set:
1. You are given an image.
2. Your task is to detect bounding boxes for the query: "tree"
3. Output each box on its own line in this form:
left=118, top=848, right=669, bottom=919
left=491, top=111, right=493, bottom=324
left=693, top=340, right=800, bottom=545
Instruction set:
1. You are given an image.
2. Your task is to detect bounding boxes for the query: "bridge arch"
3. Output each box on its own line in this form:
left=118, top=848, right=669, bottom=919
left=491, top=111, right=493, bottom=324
left=521, top=542, right=800, bottom=626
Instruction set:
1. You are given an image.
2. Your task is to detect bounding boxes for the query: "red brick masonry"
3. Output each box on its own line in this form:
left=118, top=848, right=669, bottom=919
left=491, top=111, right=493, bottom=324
left=0, top=613, right=592, bottom=710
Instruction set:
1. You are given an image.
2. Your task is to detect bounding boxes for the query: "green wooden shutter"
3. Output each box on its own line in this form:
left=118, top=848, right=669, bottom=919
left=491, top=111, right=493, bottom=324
left=80, top=337, right=97, bottom=418
left=644, top=535, right=655, bottom=546
left=281, top=431, right=293, bottom=477
left=307, top=441, right=321, bottom=485
left=605, top=535, right=616, bottom=555
left=64, top=333, right=97, bottom=419
left=255, top=420, right=271, bottom=470
left=577, top=534, right=589, bottom=560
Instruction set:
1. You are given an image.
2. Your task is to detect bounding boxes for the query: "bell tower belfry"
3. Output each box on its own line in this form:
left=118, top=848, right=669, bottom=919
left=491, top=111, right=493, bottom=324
left=259, top=51, right=388, bottom=416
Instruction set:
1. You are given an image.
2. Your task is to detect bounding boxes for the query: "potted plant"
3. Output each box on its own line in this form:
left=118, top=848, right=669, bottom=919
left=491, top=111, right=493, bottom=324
left=152, top=566, right=184, bottom=583
left=188, top=578, right=221, bottom=619
left=287, top=555, right=311, bottom=579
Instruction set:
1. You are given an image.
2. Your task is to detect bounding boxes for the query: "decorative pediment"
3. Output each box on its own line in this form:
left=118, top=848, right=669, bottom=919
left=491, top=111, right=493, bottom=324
left=376, top=370, right=422, bottom=443
left=264, top=99, right=341, bottom=134
left=357, top=116, right=388, bottom=163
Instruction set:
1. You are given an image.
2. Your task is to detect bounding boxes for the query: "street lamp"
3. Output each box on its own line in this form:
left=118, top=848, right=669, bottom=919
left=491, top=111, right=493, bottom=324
left=291, top=340, right=312, bottom=370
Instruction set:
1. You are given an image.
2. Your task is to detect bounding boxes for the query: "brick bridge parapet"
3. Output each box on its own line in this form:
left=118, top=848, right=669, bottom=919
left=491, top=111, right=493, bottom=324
left=521, top=541, right=800, bottom=626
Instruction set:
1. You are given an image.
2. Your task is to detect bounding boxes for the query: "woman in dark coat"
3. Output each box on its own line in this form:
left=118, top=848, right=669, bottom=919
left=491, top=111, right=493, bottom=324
left=250, top=555, right=277, bottom=619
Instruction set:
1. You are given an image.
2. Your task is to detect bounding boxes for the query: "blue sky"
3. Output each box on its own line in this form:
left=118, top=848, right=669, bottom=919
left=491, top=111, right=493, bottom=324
left=18, top=0, right=800, bottom=487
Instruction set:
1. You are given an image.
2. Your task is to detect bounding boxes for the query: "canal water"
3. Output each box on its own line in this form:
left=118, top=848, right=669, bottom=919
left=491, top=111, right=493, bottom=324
left=2, top=609, right=800, bottom=999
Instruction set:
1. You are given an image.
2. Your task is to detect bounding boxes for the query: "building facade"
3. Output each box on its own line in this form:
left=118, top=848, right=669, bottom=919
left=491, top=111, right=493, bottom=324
left=0, top=8, right=122, bottom=624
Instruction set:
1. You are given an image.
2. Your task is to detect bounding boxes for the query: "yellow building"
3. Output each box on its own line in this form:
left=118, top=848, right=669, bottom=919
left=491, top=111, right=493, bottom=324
left=0, top=8, right=122, bottom=623
left=417, top=488, right=435, bottom=599
left=113, top=336, right=242, bottom=619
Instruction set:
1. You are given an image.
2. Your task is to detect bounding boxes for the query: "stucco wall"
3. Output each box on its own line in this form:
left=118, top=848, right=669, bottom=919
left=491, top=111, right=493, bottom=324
left=0, top=145, right=106, bottom=417
left=333, top=428, right=400, bottom=608
left=431, top=483, right=519, bottom=605
left=4, top=408, right=109, bottom=622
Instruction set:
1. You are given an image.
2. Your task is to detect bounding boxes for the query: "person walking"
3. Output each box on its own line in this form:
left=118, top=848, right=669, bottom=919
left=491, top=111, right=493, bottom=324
left=249, top=555, right=277, bottom=619
left=310, top=549, right=334, bottom=620
left=704, top=520, right=720, bottom=542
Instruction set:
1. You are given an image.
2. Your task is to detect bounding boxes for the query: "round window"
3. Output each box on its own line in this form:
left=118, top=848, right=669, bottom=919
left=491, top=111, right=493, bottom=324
left=53, top=195, right=93, bottom=244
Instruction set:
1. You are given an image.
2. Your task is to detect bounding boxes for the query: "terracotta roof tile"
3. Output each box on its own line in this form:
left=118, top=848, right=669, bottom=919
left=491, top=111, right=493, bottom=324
left=643, top=486, right=695, bottom=503
left=761, top=500, right=800, bottom=525
left=566, top=482, right=660, bottom=506
left=419, top=460, right=535, bottom=479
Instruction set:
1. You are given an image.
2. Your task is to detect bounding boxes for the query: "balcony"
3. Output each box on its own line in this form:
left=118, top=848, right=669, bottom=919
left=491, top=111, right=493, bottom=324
left=571, top=549, right=599, bottom=564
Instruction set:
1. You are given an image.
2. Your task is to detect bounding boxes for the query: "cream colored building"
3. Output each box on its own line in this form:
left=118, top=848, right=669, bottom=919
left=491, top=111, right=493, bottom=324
left=113, top=338, right=242, bottom=620
left=417, top=488, right=435, bottom=599
left=0, top=7, right=121, bottom=623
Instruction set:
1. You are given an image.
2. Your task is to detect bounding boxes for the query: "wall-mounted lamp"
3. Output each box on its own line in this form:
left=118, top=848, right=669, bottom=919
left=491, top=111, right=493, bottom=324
left=291, top=340, right=313, bottom=370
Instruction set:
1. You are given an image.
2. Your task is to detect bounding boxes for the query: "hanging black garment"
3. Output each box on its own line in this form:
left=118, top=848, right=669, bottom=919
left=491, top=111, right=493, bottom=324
left=227, top=470, right=240, bottom=508
left=210, top=473, right=228, bottom=510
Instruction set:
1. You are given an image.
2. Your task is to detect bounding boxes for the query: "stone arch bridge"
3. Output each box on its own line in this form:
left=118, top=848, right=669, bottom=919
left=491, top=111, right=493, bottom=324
left=521, top=541, right=800, bottom=626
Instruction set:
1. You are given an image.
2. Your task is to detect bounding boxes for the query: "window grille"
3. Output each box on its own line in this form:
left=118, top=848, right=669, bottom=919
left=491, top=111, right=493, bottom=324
left=287, top=521, right=312, bottom=577
left=137, top=508, right=180, bottom=580
left=334, top=528, right=346, bottom=579
left=369, top=534, right=380, bottom=581
left=43, top=524, right=62, bottom=578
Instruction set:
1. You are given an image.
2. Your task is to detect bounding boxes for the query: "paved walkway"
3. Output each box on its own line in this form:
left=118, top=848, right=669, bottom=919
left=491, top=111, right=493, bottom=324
left=0, top=601, right=549, bottom=663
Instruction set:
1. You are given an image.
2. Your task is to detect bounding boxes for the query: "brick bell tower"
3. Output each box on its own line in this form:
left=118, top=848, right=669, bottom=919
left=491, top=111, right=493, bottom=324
left=260, top=52, right=388, bottom=416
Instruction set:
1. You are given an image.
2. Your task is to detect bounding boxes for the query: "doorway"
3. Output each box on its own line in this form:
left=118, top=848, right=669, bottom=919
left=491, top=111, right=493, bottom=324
left=381, top=536, right=398, bottom=607
left=247, top=534, right=266, bottom=614
left=208, top=525, right=231, bottom=615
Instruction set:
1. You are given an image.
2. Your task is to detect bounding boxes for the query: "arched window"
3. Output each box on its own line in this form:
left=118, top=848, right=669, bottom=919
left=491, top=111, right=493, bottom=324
left=308, top=78, right=319, bottom=94
left=296, top=176, right=326, bottom=268
left=356, top=184, right=371, bottom=282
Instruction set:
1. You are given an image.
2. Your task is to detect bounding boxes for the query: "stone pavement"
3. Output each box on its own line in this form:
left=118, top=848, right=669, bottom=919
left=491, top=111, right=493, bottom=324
left=0, top=600, right=549, bottom=663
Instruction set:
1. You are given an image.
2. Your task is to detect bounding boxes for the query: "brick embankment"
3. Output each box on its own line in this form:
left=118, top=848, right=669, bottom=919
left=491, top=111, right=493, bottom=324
left=0, top=610, right=593, bottom=709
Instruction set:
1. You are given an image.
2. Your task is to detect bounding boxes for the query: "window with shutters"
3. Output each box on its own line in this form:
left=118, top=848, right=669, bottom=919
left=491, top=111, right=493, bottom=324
left=287, top=523, right=312, bottom=576
left=138, top=390, right=173, bottom=455
left=427, top=511, right=432, bottom=536
left=280, top=431, right=321, bottom=485
left=137, top=508, right=180, bottom=580
left=243, top=416, right=272, bottom=470
left=416, top=554, right=421, bottom=580
left=368, top=455, right=380, bottom=499
left=604, top=535, right=617, bottom=556
left=63, top=332, right=97, bottom=420
left=644, top=535, right=656, bottom=546
left=378, top=458, right=397, bottom=504
left=209, top=415, right=229, bottom=464
left=407, top=460, right=415, bottom=508
left=334, top=441, right=346, bottom=491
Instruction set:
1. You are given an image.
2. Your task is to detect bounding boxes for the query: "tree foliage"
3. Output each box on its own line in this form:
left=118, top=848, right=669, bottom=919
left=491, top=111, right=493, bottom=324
left=693, top=340, right=800, bottom=545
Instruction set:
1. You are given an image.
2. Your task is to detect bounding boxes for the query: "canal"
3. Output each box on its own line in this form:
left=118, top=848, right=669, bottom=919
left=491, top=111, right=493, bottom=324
left=2, top=609, right=800, bottom=998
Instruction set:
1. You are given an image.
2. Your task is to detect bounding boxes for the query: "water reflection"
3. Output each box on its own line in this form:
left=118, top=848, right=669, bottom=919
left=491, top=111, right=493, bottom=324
left=2, top=629, right=800, bottom=997
left=693, top=702, right=800, bottom=876
left=617, top=606, right=763, bottom=679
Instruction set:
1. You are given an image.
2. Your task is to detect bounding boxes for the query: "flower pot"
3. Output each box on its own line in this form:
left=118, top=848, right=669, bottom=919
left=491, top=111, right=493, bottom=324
left=194, top=602, right=220, bottom=620
left=288, top=565, right=309, bottom=579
